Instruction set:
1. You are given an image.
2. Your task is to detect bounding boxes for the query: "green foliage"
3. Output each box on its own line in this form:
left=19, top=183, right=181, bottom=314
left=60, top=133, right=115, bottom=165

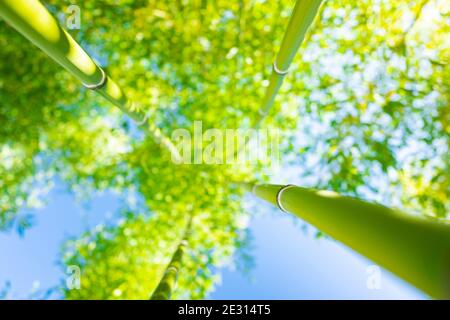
left=62, top=155, right=252, bottom=299
left=283, top=0, right=449, bottom=218
left=0, top=0, right=448, bottom=299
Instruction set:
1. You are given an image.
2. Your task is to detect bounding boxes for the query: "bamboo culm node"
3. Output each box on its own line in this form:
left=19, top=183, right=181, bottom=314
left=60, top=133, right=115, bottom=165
left=150, top=216, right=193, bottom=300
left=0, top=0, right=181, bottom=160
left=249, top=183, right=450, bottom=299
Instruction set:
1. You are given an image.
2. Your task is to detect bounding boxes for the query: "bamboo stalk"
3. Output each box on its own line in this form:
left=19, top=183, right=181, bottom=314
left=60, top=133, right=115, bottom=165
left=0, top=0, right=181, bottom=162
left=231, top=0, right=323, bottom=162
left=244, top=183, right=450, bottom=299
left=253, top=0, right=323, bottom=127
left=150, top=215, right=193, bottom=300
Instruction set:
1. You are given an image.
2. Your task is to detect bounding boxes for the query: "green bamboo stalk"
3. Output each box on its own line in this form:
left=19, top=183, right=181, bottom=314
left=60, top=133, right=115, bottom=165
left=231, top=0, right=323, bottom=162
left=150, top=215, right=193, bottom=300
left=244, top=183, right=450, bottom=299
left=0, top=0, right=181, bottom=162
left=253, top=0, right=323, bottom=127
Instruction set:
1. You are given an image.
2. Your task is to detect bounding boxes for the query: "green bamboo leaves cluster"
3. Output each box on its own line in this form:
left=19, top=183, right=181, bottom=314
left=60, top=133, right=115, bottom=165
left=62, top=145, right=253, bottom=299
left=286, top=0, right=449, bottom=219
left=0, top=0, right=181, bottom=162
left=246, top=183, right=450, bottom=299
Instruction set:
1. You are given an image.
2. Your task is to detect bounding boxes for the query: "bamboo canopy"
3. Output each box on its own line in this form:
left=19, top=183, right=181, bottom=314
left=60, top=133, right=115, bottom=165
left=0, top=0, right=181, bottom=161
left=244, top=183, right=450, bottom=299
left=254, top=0, right=323, bottom=126
left=150, top=216, right=193, bottom=300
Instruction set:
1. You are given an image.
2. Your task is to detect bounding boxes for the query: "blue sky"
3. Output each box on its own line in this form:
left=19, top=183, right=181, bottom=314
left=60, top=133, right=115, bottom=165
left=0, top=181, right=425, bottom=299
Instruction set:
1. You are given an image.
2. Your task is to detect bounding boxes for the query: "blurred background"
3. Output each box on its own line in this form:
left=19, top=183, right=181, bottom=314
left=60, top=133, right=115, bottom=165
left=0, top=0, right=448, bottom=299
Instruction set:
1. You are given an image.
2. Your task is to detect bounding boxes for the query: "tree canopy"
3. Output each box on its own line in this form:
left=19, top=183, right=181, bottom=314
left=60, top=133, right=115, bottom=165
left=0, top=0, right=448, bottom=298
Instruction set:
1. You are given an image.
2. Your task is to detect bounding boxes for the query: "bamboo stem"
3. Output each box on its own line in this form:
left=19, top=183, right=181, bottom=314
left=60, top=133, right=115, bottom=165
left=245, top=183, right=450, bottom=299
left=231, top=0, right=323, bottom=161
left=0, top=0, right=181, bottom=162
left=150, top=215, right=193, bottom=300
left=253, top=0, right=323, bottom=126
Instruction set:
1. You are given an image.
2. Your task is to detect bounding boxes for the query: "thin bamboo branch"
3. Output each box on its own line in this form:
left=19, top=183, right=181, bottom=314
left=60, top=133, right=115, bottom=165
left=243, top=183, right=450, bottom=299
left=150, top=215, right=193, bottom=300
left=0, top=0, right=181, bottom=162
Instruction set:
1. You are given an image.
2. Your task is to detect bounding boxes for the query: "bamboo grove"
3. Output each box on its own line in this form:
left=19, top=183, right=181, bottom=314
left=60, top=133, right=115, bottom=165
left=0, top=0, right=449, bottom=299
